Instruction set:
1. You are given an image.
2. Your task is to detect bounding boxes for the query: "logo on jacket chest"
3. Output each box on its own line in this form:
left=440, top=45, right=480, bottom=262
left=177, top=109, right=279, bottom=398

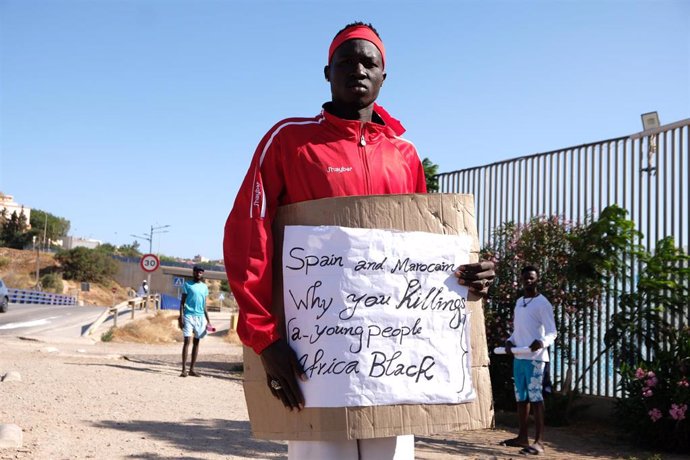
left=253, top=181, right=262, bottom=208
left=327, top=166, right=353, bottom=173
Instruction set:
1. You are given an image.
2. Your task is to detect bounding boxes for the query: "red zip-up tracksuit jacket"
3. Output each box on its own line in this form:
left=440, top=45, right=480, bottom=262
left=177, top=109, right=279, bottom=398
left=223, top=104, right=427, bottom=354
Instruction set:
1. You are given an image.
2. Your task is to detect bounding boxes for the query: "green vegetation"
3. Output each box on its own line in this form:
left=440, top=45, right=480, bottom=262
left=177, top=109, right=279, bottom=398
left=29, top=209, right=70, bottom=248
left=95, top=243, right=118, bottom=254
left=117, top=241, right=141, bottom=258
left=1, top=207, right=71, bottom=250
left=482, top=205, right=639, bottom=417
left=606, top=237, right=690, bottom=452
left=159, top=254, right=178, bottom=264
left=101, top=327, right=115, bottom=342
left=422, top=157, right=439, bottom=193
left=55, top=247, right=118, bottom=283
left=40, top=273, right=64, bottom=293
left=0, top=209, right=31, bottom=249
left=483, top=205, right=689, bottom=451
left=96, top=240, right=142, bottom=258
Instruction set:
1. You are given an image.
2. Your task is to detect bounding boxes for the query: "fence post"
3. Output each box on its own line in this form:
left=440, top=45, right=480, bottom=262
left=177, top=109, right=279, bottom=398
left=129, top=300, right=135, bottom=319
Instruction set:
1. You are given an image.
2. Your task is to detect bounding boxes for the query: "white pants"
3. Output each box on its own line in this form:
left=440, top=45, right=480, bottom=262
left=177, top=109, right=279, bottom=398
left=288, top=435, right=414, bottom=460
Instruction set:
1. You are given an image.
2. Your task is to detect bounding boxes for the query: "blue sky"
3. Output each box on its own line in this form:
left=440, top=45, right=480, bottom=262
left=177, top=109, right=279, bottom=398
left=1, top=0, right=688, bottom=260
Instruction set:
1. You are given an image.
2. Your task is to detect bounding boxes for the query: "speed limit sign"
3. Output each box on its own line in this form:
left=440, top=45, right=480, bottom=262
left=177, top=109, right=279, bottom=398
left=140, top=253, right=160, bottom=273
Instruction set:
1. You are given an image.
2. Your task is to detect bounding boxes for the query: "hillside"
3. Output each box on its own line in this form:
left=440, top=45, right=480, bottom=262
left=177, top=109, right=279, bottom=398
left=0, top=247, right=131, bottom=306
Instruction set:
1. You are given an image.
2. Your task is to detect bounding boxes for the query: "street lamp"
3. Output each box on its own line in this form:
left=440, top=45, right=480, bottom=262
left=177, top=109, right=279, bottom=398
left=130, top=224, right=171, bottom=254
left=641, top=111, right=660, bottom=131
left=640, top=111, right=660, bottom=175
left=130, top=224, right=171, bottom=297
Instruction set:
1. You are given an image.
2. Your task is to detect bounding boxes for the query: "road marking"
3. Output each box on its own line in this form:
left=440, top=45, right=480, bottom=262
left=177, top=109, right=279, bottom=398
left=0, top=317, right=60, bottom=330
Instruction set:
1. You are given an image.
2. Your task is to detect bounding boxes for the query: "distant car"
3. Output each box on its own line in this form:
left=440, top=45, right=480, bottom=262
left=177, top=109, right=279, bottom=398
left=0, top=278, right=8, bottom=313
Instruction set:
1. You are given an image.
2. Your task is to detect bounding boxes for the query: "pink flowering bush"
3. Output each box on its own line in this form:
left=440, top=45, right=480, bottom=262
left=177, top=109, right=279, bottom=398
left=670, top=404, right=687, bottom=421
left=649, top=408, right=663, bottom=422
left=481, top=205, right=638, bottom=413
left=618, top=333, right=690, bottom=452
left=608, top=237, right=690, bottom=452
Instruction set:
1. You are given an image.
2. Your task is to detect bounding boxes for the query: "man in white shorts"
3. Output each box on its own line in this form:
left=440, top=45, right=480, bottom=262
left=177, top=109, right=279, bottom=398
left=178, top=266, right=210, bottom=377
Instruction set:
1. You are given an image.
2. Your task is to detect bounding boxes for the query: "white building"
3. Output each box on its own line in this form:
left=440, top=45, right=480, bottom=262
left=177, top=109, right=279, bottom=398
left=63, top=236, right=102, bottom=250
left=0, top=193, right=31, bottom=225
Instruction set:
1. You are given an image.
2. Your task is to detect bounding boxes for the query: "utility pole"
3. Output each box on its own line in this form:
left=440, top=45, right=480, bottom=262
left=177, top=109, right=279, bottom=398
left=33, top=235, right=40, bottom=289
left=131, top=224, right=170, bottom=255
left=42, top=212, right=48, bottom=250
left=130, top=224, right=170, bottom=296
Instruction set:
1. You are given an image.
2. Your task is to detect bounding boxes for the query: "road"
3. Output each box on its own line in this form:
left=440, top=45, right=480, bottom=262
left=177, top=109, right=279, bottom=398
left=0, top=302, right=107, bottom=338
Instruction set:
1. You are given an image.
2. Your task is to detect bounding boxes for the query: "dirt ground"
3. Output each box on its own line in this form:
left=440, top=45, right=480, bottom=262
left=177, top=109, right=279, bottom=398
left=1, top=324, right=684, bottom=460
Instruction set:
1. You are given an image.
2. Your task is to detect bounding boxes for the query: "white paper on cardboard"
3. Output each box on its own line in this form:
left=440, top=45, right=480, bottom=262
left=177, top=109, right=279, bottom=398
left=282, top=225, right=475, bottom=408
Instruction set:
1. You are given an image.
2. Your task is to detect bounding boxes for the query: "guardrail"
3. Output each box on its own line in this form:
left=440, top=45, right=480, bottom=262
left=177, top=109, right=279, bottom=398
left=82, top=294, right=160, bottom=336
left=8, top=288, right=77, bottom=306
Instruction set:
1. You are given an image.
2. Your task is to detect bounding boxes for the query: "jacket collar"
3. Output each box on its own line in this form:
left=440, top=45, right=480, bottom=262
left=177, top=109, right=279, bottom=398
left=320, top=102, right=406, bottom=140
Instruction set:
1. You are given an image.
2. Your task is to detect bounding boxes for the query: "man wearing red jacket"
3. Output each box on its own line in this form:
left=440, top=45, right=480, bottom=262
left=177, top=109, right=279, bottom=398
left=224, top=22, right=495, bottom=460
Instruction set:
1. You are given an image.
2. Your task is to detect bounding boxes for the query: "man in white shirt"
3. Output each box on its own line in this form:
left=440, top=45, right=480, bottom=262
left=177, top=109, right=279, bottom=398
left=137, top=280, right=149, bottom=297
left=503, top=265, right=557, bottom=456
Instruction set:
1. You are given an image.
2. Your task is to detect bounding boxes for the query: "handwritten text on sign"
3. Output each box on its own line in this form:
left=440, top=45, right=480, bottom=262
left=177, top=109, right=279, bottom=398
left=283, top=225, right=475, bottom=408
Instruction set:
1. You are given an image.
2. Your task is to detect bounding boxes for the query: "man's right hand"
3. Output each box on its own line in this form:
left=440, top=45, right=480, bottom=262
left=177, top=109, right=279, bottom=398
left=505, top=340, right=515, bottom=356
left=178, top=316, right=184, bottom=330
left=260, top=338, right=307, bottom=411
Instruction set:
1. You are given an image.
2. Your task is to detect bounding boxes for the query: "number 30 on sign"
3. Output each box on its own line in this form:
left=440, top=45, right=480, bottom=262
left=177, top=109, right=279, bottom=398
left=140, top=253, right=160, bottom=273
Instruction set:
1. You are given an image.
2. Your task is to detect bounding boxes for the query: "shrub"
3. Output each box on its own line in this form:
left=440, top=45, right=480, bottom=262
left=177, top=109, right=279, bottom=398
left=606, top=237, right=690, bottom=452
left=40, top=273, right=63, bottom=293
left=481, top=205, right=639, bottom=414
left=0, top=256, right=9, bottom=269
left=616, top=329, right=690, bottom=452
left=101, top=327, right=115, bottom=342
left=422, top=157, right=439, bottom=192
left=55, top=247, right=118, bottom=283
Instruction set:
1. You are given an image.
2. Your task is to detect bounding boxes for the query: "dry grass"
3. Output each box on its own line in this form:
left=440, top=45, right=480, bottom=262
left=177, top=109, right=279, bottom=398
left=109, top=311, right=239, bottom=345
left=224, top=329, right=243, bottom=345
left=0, top=248, right=56, bottom=283
left=0, top=248, right=132, bottom=306
left=110, top=311, right=183, bottom=343
left=2, top=272, right=35, bottom=289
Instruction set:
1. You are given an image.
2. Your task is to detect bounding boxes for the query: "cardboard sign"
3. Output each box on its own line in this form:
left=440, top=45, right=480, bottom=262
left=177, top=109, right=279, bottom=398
left=242, top=194, right=493, bottom=441
left=283, top=225, right=474, bottom=407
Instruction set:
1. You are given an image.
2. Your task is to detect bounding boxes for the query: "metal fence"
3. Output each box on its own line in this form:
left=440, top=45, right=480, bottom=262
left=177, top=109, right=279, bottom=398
left=437, top=118, right=690, bottom=397
left=8, top=288, right=77, bottom=306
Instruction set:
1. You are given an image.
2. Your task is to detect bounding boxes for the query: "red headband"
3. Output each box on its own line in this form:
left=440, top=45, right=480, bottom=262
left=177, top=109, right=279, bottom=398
left=328, top=25, right=386, bottom=68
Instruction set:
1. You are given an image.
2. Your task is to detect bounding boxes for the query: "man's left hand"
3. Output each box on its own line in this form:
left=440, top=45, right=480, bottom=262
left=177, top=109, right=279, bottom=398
left=529, top=339, right=543, bottom=352
left=455, top=260, right=495, bottom=297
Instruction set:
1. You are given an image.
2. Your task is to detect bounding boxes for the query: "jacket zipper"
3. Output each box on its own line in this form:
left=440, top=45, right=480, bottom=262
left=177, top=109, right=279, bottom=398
left=359, top=127, right=371, bottom=194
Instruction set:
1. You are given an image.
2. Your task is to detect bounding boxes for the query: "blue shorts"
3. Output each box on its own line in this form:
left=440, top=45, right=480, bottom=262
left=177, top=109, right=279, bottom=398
left=182, top=315, right=207, bottom=339
left=513, top=359, right=545, bottom=402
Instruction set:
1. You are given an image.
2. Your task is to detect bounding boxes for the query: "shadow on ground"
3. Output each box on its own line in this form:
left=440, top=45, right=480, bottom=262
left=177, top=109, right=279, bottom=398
left=92, top=418, right=286, bottom=459
left=67, top=353, right=243, bottom=382
left=416, top=419, right=689, bottom=460
left=416, top=436, right=508, bottom=458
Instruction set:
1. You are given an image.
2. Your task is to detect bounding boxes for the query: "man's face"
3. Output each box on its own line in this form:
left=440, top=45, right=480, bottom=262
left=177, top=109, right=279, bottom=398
left=325, top=39, right=386, bottom=109
left=521, top=270, right=539, bottom=292
left=193, top=269, right=204, bottom=282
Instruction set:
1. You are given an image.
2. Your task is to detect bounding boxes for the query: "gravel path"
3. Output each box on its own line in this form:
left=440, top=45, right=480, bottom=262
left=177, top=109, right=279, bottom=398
left=1, top=335, right=682, bottom=459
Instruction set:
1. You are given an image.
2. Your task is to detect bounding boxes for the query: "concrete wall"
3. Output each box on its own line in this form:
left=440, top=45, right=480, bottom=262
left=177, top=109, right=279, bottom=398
left=113, top=260, right=180, bottom=296
left=113, top=261, right=229, bottom=307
